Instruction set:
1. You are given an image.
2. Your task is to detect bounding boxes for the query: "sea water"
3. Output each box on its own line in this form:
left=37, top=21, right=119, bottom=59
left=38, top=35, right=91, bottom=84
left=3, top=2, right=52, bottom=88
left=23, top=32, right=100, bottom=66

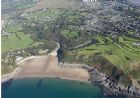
left=2, top=78, right=127, bottom=98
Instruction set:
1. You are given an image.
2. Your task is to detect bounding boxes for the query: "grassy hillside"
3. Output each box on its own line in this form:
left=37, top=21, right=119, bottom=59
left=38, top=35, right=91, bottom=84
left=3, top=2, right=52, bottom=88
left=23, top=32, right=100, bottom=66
left=76, top=36, right=140, bottom=73
left=24, top=0, right=80, bottom=12
left=2, top=32, right=34, bottom=52
left=61, top=35, right=140, bottom=85
left=1, top=0, right=140, bottom=86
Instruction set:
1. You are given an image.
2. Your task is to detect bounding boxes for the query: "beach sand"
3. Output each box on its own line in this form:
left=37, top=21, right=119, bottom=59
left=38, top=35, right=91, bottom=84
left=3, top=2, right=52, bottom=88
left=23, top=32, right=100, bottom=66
left=15, top=54, right=90, bottom=82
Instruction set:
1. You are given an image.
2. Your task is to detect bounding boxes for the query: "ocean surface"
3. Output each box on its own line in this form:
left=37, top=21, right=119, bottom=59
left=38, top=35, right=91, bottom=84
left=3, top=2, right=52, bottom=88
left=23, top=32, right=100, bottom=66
left=2, top=78, right=127, bottom=98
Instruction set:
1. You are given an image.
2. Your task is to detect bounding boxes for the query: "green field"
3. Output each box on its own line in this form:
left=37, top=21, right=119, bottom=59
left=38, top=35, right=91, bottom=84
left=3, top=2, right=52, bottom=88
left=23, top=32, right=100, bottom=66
left=61, top=30, right=79, bottom=38
left=25, top=9, right=64, bottom=19
left=2, top=0, right=140, bottom=83
left=1, top=31, right=45, bottom=74
left=77, top=36, right=140, bottom=72
left=24, top=0, right=79, bottom=12
left=2, top=8, right=65, bottom=53
left=2, top=32, right=34, bottom=52
left=1, top=63, right=16, bottom=74
left=62, top=35, right=140, bottom=80
left=4, top=21, right=22, bottom=33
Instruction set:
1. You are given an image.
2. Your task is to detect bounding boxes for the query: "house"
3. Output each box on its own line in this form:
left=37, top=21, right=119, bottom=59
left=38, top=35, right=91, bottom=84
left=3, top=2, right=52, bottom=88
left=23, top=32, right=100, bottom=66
left=83, top=0, right=97, bottom=2
left=83, top=0, right=128, bottom=3
left=133, top=42, right=140, bottom=46
left=1, top=30, right=10, bottom=36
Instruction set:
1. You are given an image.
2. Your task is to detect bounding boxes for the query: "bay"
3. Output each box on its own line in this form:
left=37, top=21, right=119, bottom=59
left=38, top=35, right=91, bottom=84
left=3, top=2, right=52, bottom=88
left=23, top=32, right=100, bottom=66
left=2, top=78, right=127, bottom=98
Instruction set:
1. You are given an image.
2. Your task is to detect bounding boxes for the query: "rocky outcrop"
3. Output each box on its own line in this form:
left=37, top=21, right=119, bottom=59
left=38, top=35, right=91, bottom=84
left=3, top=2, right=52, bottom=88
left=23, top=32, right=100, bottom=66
left=88, top=67, right=140, bottom=98
left=59, top=62, right=140, bottom=98
left=1, top=66, right=23, bottom=83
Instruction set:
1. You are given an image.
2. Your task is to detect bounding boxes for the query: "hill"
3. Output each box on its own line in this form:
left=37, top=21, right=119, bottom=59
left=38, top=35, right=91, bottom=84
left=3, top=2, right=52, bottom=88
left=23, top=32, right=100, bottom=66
left=24, top=0, right=81, bottom=12
left=1, top=0, right=140, bottom=86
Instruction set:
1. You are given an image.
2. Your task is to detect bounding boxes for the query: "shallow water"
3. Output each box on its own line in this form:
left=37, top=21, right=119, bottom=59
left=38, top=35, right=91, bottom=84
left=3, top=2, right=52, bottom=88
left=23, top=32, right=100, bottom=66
left=2, top=78, right=127, bottom=98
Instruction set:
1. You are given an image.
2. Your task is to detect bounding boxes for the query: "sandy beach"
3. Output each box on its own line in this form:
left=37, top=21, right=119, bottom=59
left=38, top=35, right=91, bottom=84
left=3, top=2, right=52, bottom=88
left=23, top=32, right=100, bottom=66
left=15, top=54, right=90, bottom=82
left=2, top=42, right=89, bottom=83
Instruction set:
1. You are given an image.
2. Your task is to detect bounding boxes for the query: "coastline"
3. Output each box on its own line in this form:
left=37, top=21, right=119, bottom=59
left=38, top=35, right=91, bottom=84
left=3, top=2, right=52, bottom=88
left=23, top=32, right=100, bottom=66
left=2, top=56, right=90, bottom=84
left=1, top=56, right=42, bottom=84
left=2, top=54, right=140, bottom=98
left=14, top=75, right=90, bottom=83
left=2, top=42, right=140, bottom=98
left=2, top=53, right=89, bottom=84
left=2, top=76, right=103, bottom=98
left=1, top=42, right=60, bottom=83
left=1, top=66, right=23, bottom=83
left=15, top=57, right=90, bottom=83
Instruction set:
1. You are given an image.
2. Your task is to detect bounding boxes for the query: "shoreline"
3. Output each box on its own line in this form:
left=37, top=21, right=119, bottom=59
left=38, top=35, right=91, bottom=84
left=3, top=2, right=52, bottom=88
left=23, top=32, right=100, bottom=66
left=1, top=67, right=23, bottom=83
left=2, top=42, right=140, bottom=98
left=1, top=42, right=60, bottom=83
left=14, top=75, right=90, bottom=83
left=1, top=55, right=91, bottom=83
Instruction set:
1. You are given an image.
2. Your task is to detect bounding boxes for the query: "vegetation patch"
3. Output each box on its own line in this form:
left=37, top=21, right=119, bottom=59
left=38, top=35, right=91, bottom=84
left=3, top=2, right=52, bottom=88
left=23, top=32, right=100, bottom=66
left=61, top=35, right=140, bottom=82
left=61, top=30, right=79, bottom=38
left=2, top=32, right=34, bottom=52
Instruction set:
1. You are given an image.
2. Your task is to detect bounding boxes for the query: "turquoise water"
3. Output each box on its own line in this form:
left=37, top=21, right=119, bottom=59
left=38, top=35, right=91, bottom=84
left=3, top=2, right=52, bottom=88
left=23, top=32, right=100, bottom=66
left=2, top=78, right=127, bottom=98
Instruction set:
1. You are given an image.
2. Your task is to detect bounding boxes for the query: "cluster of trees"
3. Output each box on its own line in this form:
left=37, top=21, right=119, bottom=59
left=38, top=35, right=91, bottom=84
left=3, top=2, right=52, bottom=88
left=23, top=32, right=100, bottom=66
left=19, top=1, right=140, bottom=50
left=20, top=10, right=91, bottom=49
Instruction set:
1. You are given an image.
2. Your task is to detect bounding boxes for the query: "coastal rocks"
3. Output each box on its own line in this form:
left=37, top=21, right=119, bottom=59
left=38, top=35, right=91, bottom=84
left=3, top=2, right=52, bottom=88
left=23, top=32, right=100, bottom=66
left=88, top=66, right=140, bottom=98
left=1, top=40, right=140, bottom=98
left=59, top=62, right=140, bottom=97
left=1, top=66, right=23, bottom=83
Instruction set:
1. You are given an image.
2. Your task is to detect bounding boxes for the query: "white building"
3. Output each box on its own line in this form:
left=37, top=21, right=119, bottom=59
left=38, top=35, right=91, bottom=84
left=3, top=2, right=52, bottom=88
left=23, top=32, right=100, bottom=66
left=83, top=0, right=97, bottom=2
left=83, top=0, right=128, bottom=3
left=133, top=42, right=140, bottom=46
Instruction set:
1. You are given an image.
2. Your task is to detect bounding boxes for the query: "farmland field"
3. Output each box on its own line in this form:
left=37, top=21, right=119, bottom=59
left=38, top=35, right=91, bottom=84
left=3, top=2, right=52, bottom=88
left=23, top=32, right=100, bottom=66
left=2, top=32, right=34, bottom=52
left=24, top=0, right=80, bottom=12
left=1, top=0, right=140, bottom=89
left=62, top=35, right=140, bottom=80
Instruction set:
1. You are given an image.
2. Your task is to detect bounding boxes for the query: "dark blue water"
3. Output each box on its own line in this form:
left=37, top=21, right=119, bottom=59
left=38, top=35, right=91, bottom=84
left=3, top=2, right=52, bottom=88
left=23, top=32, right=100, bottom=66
left=2, top=78, right=127, bottom=98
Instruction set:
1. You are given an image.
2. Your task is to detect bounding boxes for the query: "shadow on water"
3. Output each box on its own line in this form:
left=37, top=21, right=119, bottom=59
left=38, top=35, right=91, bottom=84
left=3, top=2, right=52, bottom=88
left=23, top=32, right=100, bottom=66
left=79, top=82, right=87, bottom=85
left=2, top=79, right=13, bottom=90
left=36, top=79, right=43, bottom=88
